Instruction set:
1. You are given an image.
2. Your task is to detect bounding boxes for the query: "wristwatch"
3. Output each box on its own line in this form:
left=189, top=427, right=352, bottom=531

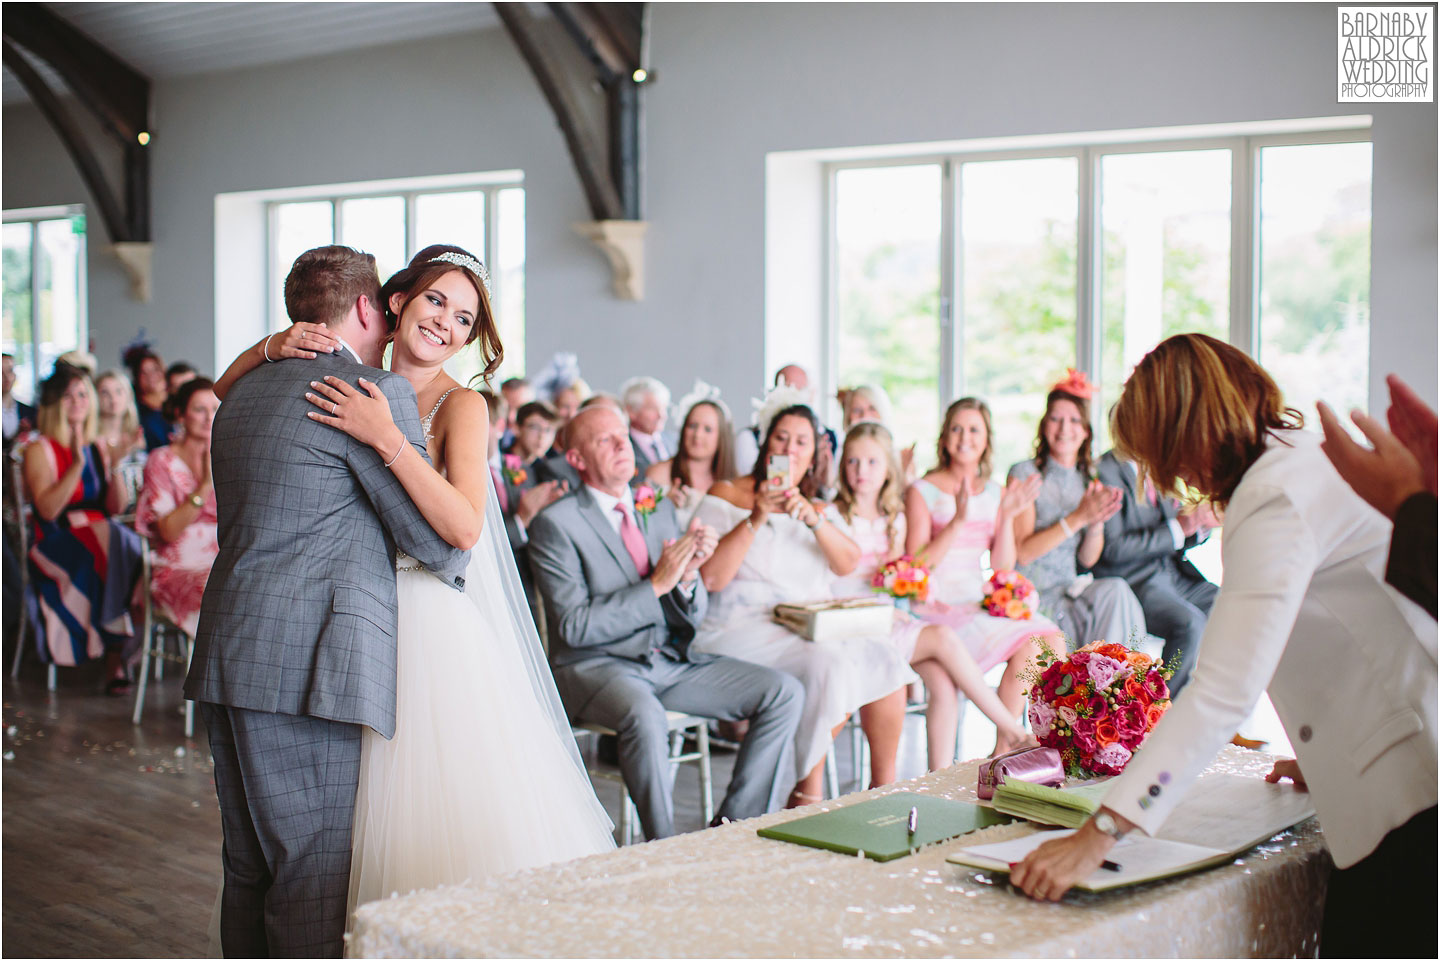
left=1091, top=810, right=1128, bottom=841
left=188, top=492, right=205, bottom=508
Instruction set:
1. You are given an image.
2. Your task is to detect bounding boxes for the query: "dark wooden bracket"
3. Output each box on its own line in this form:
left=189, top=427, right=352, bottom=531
left=2, top=4, right=152, bottom=244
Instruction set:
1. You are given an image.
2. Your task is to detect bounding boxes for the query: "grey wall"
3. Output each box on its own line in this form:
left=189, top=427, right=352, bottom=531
left=3, top=2, right=1435, bottom=412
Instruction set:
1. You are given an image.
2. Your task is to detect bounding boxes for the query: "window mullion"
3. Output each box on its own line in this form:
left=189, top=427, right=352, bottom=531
left=28, top=221, right=40, bottom=384
left=1076, top=147, right=1101, bottom=419
left=940, top=159, right=959, bottom=403
left=1230, top=139, right=1259, bottom=356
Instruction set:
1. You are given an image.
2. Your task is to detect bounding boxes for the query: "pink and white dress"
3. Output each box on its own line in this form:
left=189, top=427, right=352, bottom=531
left=908, top=478, right=1062, bottom=671
left=135, top=445, right=219, bottom=638
left=824, top=506, right=926, bottom=663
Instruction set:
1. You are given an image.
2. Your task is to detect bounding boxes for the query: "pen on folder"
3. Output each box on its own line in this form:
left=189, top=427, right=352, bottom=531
left=1100, top=860, right=1121, bottom=872
left=907, top=806, right=918, bottom=835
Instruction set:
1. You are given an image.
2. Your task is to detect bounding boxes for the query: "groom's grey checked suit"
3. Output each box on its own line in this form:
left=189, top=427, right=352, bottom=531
left=184, top=348, right=468, bottom=958
left=528, top=486, right=803, bottom=840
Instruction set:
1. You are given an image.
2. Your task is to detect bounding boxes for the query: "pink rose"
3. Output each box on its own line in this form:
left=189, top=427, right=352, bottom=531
left=1073, top=730, right=1098, bottom=755
left=1070, top=650, right=1091, bottom=667
left=504, top=453, right=522, bottom=469
left=1029, top=700, right=1057, bottom=732
left=1085, top=694, right=1109, bottom=720
left=1086, top=654, right=1125, bottom=690
left=1092, top=742, right=1133, bottom=770
left=1072, top=716, right=1096, bottom=737
left=1115, top=701, right=1148, bottom=738
left=1144, top=670, right=1169, bottom=701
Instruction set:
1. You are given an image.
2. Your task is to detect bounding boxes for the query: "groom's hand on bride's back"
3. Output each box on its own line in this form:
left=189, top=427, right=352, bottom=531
left=650, top=533, right=699, bottom=596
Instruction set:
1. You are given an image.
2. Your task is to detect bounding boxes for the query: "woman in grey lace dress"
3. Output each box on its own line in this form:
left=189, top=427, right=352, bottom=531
left=1006, top=372, right=1146, bottom=649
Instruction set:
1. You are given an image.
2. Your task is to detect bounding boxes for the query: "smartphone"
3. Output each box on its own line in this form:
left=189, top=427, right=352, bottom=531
left=766, top=454, right=791, bottom=488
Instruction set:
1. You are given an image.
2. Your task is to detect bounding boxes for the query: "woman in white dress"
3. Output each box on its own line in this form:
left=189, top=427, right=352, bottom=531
left=218, top=245, right=614, bottom=922
left=827, top=422, right=1035, bottom=768
left=694, top=400, right=915, bottom=805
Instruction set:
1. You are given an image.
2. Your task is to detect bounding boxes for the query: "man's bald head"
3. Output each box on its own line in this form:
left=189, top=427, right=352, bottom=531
left=565, top=405, right=636, bottom=494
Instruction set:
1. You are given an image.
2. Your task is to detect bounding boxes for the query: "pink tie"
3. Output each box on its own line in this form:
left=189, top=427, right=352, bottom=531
left=615, top=504, right=651, bottom=577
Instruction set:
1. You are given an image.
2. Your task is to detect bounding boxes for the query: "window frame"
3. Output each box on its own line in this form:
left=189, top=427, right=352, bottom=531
left=1, top=203, right=89, bottom=401
left=824, top=127, right=1373, bottom=440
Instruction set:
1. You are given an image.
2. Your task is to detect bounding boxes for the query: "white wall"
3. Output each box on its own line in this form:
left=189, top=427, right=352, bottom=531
left=3, top=2, right=1435, bottom=414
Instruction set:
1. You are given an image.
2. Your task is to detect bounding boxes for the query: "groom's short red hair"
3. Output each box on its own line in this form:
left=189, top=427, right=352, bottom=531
left=284, top=246, right=381, bottom=327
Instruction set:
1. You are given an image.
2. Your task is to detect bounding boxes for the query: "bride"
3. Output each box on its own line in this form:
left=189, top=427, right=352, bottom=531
left=218, top=244, right=615, bottom=920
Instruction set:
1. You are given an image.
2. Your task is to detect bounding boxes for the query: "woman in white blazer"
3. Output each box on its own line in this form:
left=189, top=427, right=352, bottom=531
left=1012, top=334, right=1436, bottom=957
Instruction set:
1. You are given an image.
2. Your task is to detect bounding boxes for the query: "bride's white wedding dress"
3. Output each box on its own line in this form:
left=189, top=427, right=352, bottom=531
left=346, top=391, right=615, bottom=916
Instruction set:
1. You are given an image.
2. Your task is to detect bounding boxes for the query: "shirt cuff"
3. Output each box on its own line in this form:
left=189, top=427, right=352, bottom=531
left=677, top=578, right=697, bottom=601
left=1167, top=518, right=1184, bottom=551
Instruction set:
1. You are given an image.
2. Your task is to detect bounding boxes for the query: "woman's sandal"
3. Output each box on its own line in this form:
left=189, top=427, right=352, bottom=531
left=105, top=676, right=134, bottom=697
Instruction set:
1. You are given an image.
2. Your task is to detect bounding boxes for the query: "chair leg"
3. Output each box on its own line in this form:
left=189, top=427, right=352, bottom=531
left=153, top=628, right=165, bottom=681
left=183, top=635, right=195, bottom=738
left=696, top=723, right=713, bottom=825
left=9, top=618, right=25, bottom=680
left=46, top=663, right=55, bottom=691
left=619, top=783, right=634, bottom=845
left=131, top=635, right=152, bottom=727
left=824, top=748, right=838, bottom=799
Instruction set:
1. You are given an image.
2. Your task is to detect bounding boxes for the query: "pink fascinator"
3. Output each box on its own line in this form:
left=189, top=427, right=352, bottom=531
left=1052, top=367, right=1096, bottom=399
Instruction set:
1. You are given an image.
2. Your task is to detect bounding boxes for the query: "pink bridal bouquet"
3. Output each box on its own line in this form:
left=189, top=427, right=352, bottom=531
left=981, top=569, right=1038, bottom=619
left=1026, top=640, right=1176, bottom=777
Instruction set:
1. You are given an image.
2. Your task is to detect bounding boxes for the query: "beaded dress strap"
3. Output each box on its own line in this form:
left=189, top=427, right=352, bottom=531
left=421, top=386, right=464, bottom=443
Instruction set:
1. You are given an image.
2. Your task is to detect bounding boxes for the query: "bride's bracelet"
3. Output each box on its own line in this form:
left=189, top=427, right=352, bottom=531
left=383, top=437, right=406, bottom=468
left=262, top=334, right=278, bottom=363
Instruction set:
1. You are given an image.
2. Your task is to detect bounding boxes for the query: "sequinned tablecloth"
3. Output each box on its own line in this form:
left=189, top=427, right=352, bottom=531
left=351, top=747, right=1328, bottom=958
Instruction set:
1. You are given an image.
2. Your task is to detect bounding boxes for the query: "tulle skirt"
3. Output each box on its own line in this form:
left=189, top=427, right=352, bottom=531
left=347, top=567, right=614, bottom=916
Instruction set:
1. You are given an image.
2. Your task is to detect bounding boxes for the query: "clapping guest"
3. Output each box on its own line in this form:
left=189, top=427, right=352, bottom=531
left=135, top=378, right=220, bottom=638
left=124, top=346, right=171, bottom=451
left=528, top=405, right=804, bottom=840
left=621, top=376, right=672, bottom=477
left=1007, top=372, right=1145, bottom=648
left=644, top=384, right=736, bottom=527
left=1011, top=336, right=1435, bottom=959
left=904, top=398, right=1060, bottom=733
left=696, top=402, right=915, bottom=803
left=830, top=422, right=1036, bottom=769
left=22, top=365, right=142, bottom=692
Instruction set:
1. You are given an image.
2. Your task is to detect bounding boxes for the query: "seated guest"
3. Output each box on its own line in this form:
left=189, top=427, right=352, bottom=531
left=1007, top=371, right=1146, bottom=648
left=536, top=394, right=622, bottom=491
left=21, top=365, right=142, bottom=692
left=135, top=378, right=220, bottom=638
left=123, top=345, right=171, bottom=451
left=93, top=369, right=148, bottom=505
left=840, top=383, right=916, bottom=481
left=498, top=400, right=568, bottom=622
left=696, top=402, right=914, bottom=803
left=3, top=353, right=36, bottom=445
left=644, top=384, right=736, bottom=527
left=165, top=362, right=198, bottom=397
left=1091, top=448, right=1218, bottom=694
left=904, top=398, right=1061, bottom=735
left=734, top=365, right=813, bottom=475
left=528, top=405, right=804, bottom=840
left=834, top=421, right=1036, bottom=769
left=621, top=376, right=672, bottom=477
left=498, top=376, right=533, bottom=453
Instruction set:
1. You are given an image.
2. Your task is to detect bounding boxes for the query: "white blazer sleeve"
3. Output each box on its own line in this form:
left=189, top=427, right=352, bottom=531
left=1101, top=483, right=1318, bottom=834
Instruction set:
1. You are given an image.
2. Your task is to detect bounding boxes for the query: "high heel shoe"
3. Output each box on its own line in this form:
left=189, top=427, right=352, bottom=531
left=786, top=788, right=824, bottom=809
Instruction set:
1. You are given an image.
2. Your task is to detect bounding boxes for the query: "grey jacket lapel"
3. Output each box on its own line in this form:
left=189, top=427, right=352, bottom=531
left=575, top=486, right=637, bottom=581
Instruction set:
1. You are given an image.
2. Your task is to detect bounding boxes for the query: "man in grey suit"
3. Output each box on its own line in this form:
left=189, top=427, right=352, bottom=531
left=184, top=246, right=468, bottom=958
left=528, top=405, right=803, bottom=840
left=1091, top=449, right=1217, bottom=694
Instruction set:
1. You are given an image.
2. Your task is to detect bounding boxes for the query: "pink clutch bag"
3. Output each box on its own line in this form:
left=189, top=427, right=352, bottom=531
left=976, top=746, right=1065, bottom=800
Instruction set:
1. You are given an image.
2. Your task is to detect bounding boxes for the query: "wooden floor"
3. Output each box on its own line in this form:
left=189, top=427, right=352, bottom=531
left=2, top=649, right=956, bottom=958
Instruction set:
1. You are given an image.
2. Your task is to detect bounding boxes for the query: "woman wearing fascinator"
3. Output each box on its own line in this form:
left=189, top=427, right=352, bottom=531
left=213, top=244, right=614, bottom=923
left=533, top=351, right=590, bottom=456
left=1005, top=369, right=1147, bottom=649
left=644, top=380, right=737, bottom=527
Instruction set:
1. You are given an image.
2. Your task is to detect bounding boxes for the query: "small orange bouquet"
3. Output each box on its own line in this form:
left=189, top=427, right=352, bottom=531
left=981, top=569, right=1038, bottom=619
left=871, top=556, right=930, bottom=603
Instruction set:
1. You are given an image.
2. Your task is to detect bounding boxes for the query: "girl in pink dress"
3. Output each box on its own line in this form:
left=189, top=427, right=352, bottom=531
left=827, top=422, right=1036, bottom=768
left=905, top=398, right=1064, bottom=732
left=135, top=378, right=220, bottom=637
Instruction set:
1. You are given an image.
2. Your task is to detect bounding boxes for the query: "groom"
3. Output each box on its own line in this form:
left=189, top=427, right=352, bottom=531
left=185, top=245, right=469, bottom=958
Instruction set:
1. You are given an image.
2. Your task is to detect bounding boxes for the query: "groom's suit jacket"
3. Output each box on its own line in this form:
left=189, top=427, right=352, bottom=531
left=527, top=485, right=710, bottom=673
left=184, top=349, right=469, bottom=738
left=1091, top=450, right=1207, bottom=588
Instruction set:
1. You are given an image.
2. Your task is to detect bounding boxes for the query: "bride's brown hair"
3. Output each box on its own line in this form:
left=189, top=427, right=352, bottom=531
left=381, top=244, right=503, bottom=384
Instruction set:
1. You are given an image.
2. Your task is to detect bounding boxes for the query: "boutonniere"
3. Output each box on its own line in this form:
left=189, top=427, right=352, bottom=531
left=633, top=484, right=664, bottom=527
left=502, top=453, right=528, bottom=486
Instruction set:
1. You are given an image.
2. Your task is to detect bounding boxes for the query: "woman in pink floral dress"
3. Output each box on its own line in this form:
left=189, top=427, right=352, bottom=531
left=905, top=398, right=1064, bottom=725
left=135, top=378, right=220, bottom=637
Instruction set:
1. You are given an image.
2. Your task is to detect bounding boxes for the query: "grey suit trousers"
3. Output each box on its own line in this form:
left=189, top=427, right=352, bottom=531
left=1133, top=570, right=1217, bottom=695
left=558, top=652, right=803, bottom=840
left=201, top=702, right=362, bottom=959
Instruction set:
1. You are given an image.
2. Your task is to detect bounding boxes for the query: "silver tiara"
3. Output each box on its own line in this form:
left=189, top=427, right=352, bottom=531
left=429, top=251, right=492, bottom=296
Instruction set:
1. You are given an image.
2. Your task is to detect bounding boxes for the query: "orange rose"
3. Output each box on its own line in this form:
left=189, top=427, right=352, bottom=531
left=1005, top=599, right=1030, bottom=619
left=1098, top=643, right=1130, bottom=661
left=1123, top=677, right=1148, bottom=702
left=1095, top=720, right=1119, bottom=746
left=1146, top=703, right=1167, bottom=728
left=1125, top=650, right=1150, bottom=668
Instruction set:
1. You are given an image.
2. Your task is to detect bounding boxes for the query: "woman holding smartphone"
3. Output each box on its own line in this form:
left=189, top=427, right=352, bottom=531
left=694, top=402, right=915, bottom=806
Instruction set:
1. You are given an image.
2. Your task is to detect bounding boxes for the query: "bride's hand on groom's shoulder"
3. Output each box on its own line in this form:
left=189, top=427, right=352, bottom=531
left=306, top=375, right=403, bottom=454
left=275, top=322, right=341, bottom=360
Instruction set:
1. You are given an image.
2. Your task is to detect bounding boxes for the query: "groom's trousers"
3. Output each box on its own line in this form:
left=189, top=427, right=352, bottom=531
left=201, top=702, right=362, bottom=959
left=560, top=653, right=804, bottom=840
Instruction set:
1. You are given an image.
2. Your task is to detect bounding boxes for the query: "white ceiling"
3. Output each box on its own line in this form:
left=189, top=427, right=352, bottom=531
left=3, top=2, right=501, bottom=105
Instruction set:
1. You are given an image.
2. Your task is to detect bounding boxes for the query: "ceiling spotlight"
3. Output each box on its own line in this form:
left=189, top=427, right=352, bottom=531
left=632, top=68, right=648, bottom=83
left=137, top=131, right=151, bottom=146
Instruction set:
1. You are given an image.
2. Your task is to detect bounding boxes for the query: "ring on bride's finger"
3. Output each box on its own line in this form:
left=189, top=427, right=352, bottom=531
left=331, top=401, right=338, bottom=415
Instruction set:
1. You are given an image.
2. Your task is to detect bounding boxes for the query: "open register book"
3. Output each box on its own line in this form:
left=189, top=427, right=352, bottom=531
left=947, top=774, right=1316, bottom=892
left=759, top=792, right=1012, bottom=862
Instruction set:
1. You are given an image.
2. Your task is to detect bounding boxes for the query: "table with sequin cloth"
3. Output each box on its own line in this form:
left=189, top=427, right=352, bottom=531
left=350, top=746, right=1328, bottom=958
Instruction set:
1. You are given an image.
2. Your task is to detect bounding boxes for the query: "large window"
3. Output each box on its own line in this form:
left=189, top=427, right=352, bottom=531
left=269, top=181, right=525, bottom=385
left=2, top=206, right=87, bottom=406
left=829, top=130, right=1372, bottom=474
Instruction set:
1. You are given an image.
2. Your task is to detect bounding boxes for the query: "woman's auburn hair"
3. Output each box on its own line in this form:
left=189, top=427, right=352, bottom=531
left=380, top=244, right=502, bottom=385
left=1111, top=333, right=1302, bottom=509
left=834, top=421, right=905, bottom=551
left=747, top=403, right=823, bottom=499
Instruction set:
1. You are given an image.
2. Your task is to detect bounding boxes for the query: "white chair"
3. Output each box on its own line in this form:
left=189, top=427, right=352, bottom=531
left=575, top=711, right=713, bottom=845
left=6, top=447, right=55, bottom=691
left=130, top=542, right=196, bottom=737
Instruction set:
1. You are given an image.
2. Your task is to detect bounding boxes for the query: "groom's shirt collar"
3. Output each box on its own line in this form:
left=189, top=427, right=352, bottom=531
left=334, top=336, right=363, bottom=365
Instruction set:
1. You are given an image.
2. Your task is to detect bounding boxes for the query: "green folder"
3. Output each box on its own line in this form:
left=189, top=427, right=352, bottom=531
left=991, top=779, right=1112, bottom=829
left=757, top=792, right=1012, bottom=862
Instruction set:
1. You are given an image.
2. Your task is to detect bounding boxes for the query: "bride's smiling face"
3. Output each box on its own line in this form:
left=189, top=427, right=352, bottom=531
left=389, top=269, right=480, bottom=365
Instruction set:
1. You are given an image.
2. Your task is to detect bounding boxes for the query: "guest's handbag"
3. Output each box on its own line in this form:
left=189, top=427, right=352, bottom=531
left=976, top=746, right=1065, bottom=801
left=772, top=598, right=894, bottom=642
